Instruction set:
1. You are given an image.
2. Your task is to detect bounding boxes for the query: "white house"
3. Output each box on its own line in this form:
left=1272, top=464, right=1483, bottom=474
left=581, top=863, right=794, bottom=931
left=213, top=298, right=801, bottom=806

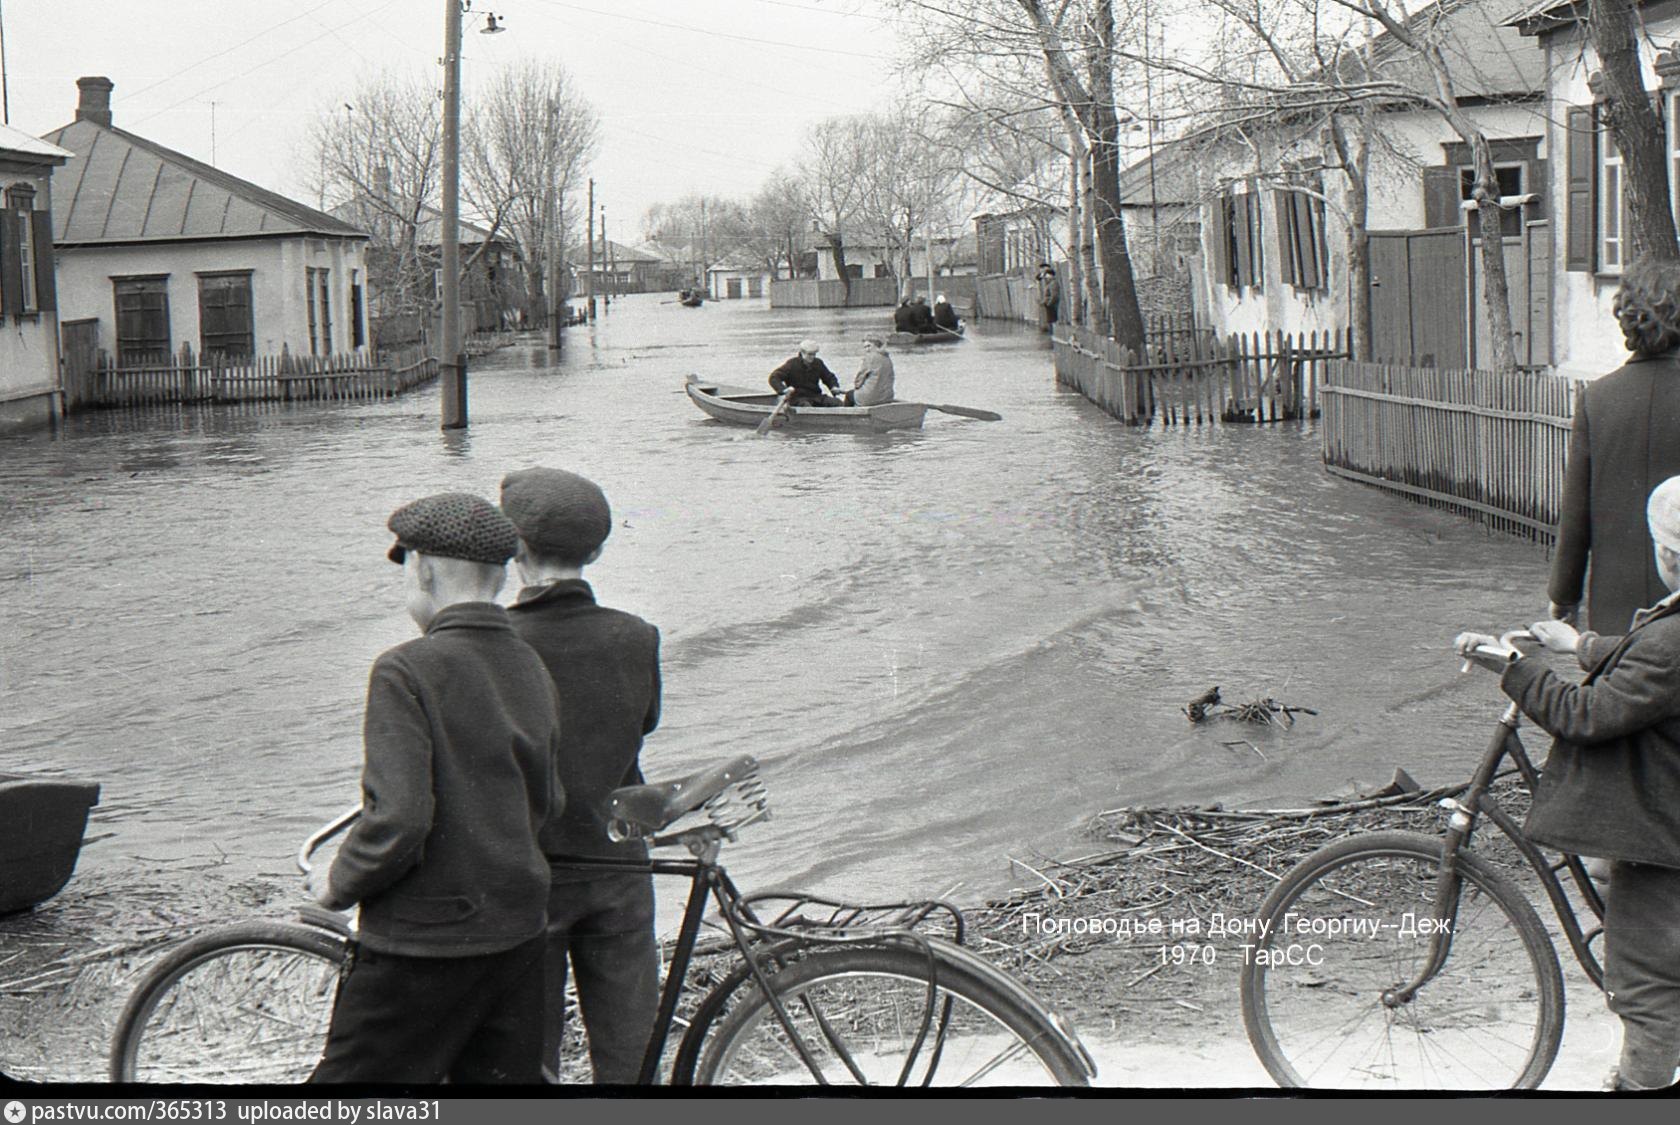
left=1507, top=0, right=1680, bottom=377
left=44, top=77, right=370, bottom=368
left=0, top=124, right=71, bottom=432
left=1189, top=0, right=1550, bottom=369
left=706, top=252, right=772, bottom=300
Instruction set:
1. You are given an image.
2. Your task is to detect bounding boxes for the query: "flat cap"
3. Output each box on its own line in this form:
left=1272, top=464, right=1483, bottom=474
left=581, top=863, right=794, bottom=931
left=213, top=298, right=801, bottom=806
left=1650, top=475, right=1680, bottom=554
left=386, top=492, right=519, bottom=565
left=500, top=467, right=612, bottom=562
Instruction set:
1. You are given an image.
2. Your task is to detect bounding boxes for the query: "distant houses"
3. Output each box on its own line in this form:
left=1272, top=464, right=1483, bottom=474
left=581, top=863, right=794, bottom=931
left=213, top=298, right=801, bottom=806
left=43, top=77, right=372, bottom=371
left=0, top=124, right=71, bottom=432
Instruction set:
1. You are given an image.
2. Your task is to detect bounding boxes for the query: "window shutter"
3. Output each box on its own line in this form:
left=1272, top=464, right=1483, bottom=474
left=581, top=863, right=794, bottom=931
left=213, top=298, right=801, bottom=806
left=1293, top=192, right=1321, bottom=289
left=31, top=211, right=55, bottom=313
left=1422, top=166, right=1461, bottom=228
left=1211, top=195, right=1232, bottom=287
left=0, top=212, right=21, bottom=319
left=1274, top=191, right=1298, bottom=286
left=1233, top=194, right=1253, bottom=290
left=1566, top=105, right=1595, bottom=272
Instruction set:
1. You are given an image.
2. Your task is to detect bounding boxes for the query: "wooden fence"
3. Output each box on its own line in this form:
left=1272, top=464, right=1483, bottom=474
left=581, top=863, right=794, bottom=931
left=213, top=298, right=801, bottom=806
left=1052, top=323, right=1347, bottom=426
left=1320, top=360, right=1578, bottom=540
left=768, top=277, right=900, bottom=308
left=72, top=347, right=439, bottom=409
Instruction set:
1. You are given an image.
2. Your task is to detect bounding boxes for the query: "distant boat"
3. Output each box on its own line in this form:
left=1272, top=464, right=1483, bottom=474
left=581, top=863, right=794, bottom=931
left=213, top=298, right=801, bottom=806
left=0, top=773, right=100, bottom=915
left=678, top=289, right=705, bottom=308
left=886, top=323, right=964, bottom=347
left=685, top=376, right=927, bottom=432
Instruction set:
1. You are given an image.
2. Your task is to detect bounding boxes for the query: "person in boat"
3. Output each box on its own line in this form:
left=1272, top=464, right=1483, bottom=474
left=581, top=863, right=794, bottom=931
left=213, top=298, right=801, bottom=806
left=909, top=296, right=940, bottom=334
left=932, top=294, right=959, bottom=332
left=768, top=339, right=842, bottom=407
left=310, top=493, right=560, bottom=1084
left=893, top=296, right=919, bottom=334
left=500, top=467, right=663, bottom=1086
left=839, top=336, right=895, bottom=407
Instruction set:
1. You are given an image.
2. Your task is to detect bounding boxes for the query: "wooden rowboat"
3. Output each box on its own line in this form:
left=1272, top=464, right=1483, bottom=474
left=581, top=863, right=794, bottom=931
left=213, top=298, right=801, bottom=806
left=886, top=323, right=964, bottom=347
left=0, top=772, right=100, bottom=915
left=685, top=376, right=927, bottom=432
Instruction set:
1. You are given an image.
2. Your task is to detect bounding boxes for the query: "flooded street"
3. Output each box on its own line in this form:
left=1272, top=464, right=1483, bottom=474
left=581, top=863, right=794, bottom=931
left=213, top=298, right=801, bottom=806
left=1, top=293, right=1554, bottom=908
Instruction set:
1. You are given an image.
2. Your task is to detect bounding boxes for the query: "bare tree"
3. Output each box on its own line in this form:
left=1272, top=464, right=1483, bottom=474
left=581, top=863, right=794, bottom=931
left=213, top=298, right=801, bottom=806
left=1585, top=0, right=1680, bottom=262
left=643, top=194, right=751, bottom=285
left=800, top=116, right=875, bottom=299
left=462, top=59, right=600, bottom=326
left=749, top=171, right=811, bottom=279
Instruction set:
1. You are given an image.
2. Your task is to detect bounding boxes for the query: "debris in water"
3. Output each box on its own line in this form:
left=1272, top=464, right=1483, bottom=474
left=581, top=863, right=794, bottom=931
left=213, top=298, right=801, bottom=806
left=1183, top=686, right=1317, bottom=728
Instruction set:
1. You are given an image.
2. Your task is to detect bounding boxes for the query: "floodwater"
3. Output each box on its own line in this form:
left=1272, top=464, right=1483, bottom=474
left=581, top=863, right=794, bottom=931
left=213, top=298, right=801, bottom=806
left=0, top=293, right=1555, bottom=908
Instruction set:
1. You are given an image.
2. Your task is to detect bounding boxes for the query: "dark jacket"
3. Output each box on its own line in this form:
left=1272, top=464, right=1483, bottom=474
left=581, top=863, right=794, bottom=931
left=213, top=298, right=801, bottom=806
left=893, top=303, right=918, bottom=333
left=325, top=602, right=563, bottom=956
left=1549, top=356, right=1680, bottom=632
left=932, top=301, right=959, bottom=330
left=1502, top=596, right=1680, bottom=869
left=909, top=302, right=938, bottom=334
left=768, top=355, right=839, bottom=397
left=508, top=579, right=661, bottom=880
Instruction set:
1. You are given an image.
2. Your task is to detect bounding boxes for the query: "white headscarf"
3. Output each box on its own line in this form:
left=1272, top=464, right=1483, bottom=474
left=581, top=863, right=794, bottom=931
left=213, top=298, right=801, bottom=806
left=1649, top=475, right=1680, bottom=553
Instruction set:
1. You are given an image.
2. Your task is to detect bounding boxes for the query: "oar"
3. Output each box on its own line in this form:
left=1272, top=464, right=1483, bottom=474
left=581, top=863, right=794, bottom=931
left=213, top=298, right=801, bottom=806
left=933, top=321, right=964, bottom=338
left=925, top=403, right=1001, bottom=421
left=756, top=389, right=795, bottom=436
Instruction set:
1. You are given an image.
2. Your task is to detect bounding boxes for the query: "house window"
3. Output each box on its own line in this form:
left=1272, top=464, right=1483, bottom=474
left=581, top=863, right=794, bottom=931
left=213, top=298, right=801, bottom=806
left=350, top=270, right=366, bottom=349
left=306, top=267, right=333, bottom=355
left=1598, top=126, right=1627, bottom=274
left=1276, top=188, right=1328, bottom=291
left=1220, top=188, right=1264, bottom=291
left=1668, top=90, right=1680, bottom=234
left=6, top=184, right=37, bottom=313
left=198, top=272, right=254, bottom=359
left=1458, top=164, right=1526, bottom=240
left=113, top=276, right=171, bottom=365
left=845, top=263, right=864, bottom=280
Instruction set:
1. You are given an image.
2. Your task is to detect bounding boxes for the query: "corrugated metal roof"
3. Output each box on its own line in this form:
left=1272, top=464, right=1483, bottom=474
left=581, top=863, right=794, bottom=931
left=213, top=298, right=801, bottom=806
left=43, top=119, right=367, bottom=245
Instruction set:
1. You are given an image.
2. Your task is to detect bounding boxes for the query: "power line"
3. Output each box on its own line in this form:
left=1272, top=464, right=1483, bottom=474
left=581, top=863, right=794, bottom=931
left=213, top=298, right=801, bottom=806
left=528, top=0, right=880, bottom=60
left=114, top=0, right=343, bottom=106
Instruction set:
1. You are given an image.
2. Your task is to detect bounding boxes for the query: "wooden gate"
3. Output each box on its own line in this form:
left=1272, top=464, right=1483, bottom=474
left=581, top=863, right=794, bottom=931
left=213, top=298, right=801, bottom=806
left=1369, top=228, right=1468, bottom=368
left=59, top=319, right=100, bottom=412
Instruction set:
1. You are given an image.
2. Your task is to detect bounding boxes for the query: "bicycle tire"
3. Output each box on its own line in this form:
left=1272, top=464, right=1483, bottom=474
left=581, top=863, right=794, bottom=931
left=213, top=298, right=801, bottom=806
left=111, top=920, right=350, bottom=1083
left=1239, top=830, right=1565, bottom=1090
left=693, top=944, right=1088, bottom=1087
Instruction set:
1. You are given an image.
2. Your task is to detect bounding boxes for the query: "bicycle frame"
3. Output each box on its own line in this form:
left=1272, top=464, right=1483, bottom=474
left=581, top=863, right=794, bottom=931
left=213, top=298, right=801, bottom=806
left=1395, top=701, right=1606, bottom=1005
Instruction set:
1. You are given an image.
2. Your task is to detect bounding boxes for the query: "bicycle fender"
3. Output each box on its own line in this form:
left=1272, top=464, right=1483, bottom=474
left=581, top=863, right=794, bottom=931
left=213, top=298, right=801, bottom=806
left=896, top=934, right=1098, bottom=1079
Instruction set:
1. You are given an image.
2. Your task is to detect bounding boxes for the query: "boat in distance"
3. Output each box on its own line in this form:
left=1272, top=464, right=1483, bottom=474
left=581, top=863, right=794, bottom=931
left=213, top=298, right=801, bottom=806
left=886, top=323, right=964, bottom=347
left=685, top=376, right=927, bottom=432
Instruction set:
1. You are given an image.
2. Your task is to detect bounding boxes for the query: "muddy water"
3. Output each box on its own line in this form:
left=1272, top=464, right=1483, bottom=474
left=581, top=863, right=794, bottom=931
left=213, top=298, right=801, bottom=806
left=0, top=293, right=1553, bottom=908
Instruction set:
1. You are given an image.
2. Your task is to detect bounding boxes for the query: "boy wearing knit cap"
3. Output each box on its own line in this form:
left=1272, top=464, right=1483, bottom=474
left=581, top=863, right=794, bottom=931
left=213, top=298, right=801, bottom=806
left=499, top=467, right=663, bottom=1084
left=1458, top=475, right=1680, bottom=1090
left=310, top=492, right=564, bottom=1084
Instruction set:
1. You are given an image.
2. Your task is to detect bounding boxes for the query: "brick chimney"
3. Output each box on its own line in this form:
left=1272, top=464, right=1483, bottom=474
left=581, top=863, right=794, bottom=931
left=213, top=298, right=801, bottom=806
left=76, top=77, right=114, bottom=127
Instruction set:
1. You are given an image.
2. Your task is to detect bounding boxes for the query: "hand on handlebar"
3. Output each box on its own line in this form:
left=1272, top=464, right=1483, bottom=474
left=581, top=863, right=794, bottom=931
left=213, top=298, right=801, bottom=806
left=1453, top=628, right=1536, bottom=673
left=1528, top=618, right=1581, bottom=655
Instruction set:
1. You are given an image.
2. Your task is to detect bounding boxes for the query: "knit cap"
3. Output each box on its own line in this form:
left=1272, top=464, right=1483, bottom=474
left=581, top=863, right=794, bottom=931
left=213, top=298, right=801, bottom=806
left=1649, top=475, right=1680, bottom=554
left=386, top=492, right=519, bottom=565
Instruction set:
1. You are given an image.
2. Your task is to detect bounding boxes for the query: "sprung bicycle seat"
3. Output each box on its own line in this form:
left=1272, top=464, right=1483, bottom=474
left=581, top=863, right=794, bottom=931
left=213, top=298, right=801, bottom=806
left=607, top=754, right=760, bottom=834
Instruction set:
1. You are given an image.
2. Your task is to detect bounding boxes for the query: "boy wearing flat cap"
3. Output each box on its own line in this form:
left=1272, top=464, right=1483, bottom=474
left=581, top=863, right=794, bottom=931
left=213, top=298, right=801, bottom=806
left=310, top=492, right=564, bottom=1084
left=500, top=467, right=663, bottom=1084
left=1458, top=475, right=1680, bottom=1090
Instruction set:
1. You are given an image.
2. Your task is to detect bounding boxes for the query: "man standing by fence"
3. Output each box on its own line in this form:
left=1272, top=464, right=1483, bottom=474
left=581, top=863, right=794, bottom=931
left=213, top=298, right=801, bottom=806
left=1035, top=263, right=1060, bottom=334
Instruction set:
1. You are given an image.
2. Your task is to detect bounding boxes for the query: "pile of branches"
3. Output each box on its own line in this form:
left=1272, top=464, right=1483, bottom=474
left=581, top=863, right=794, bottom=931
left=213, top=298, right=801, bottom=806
left=1182, top=686, right=1317, bottom=728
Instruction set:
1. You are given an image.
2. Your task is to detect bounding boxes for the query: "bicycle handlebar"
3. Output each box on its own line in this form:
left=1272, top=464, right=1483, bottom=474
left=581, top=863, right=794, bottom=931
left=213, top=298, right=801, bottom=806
left=1458, top=628, right=1537, bottom=673
left=297, top=805, right=362, bottom=875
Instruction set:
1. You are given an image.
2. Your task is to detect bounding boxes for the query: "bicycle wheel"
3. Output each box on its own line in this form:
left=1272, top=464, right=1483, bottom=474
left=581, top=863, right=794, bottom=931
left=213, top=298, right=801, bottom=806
left=694, top=945, right=1088, bottom=1087
left=111, top=921, right=349, bottom=1083
left=1240, top=830, right=1564, bottom=1090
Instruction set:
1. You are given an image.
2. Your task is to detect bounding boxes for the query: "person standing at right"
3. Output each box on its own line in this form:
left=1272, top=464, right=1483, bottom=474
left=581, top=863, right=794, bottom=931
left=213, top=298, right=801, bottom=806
left=500, top=467, right=664, bottom=1085
left=1034, top=262, right=1060, bottom=333
left=1550, top=258, right=1680, bottom=634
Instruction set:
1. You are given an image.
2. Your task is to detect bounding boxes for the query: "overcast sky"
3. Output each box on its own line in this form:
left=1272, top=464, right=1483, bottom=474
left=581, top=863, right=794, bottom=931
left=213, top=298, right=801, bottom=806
left=6, top=0, right=910, bottom=245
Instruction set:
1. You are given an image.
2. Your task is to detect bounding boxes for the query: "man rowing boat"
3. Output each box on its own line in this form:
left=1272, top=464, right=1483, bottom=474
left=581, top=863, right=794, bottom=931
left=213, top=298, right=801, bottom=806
left=767, top=339, right=842, bottom=407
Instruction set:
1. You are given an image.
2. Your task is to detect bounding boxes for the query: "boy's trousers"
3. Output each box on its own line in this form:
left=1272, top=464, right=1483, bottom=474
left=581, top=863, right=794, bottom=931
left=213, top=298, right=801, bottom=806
left=1605, top=861, right=1680, bottom=1089
left=544, top=872, right=660, bottom=1083
left=311, top=935, right=545, bottom=1084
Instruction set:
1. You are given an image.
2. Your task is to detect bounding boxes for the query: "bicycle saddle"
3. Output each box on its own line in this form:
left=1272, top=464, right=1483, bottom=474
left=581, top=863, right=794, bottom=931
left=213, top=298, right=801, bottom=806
left=607, top=753, right=760, bottom=834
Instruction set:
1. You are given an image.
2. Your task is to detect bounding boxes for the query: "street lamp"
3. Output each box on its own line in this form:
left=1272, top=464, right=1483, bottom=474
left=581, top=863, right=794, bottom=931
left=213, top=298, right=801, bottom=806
left=439, top=3, right=506, bottom=430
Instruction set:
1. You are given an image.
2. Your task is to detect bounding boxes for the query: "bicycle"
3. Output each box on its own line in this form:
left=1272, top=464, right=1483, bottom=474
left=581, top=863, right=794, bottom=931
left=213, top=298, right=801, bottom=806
left=110, top=754, right=1095, bottom=1086
left=1238, top=629, right=1608, bottom=1090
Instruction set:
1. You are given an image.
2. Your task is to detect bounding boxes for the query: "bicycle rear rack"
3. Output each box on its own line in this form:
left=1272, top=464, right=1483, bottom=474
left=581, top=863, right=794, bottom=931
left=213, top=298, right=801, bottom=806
left=728, top=891, right=966, bottom=948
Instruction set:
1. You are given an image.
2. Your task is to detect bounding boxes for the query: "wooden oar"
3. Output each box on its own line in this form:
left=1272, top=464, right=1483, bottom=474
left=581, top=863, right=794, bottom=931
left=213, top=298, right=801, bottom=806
left=933, top=321, right=964, bottom=338
left=925, top=403, right=1001, bottom=421
left=756, top=389, right=795, bottom=436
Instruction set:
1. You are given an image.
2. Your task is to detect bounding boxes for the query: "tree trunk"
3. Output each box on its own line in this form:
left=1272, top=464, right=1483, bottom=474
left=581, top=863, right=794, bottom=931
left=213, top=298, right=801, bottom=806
left=1081, top=152, right=1104, bottom=333
left=1087, top=0, right=1144, bottom=352
left=1065, top=141, right=1086, bottom=328
left=1587, top=0, right=1680, bottom=262
left=828, top=235, right=851, bottom=300
left=1333, top=111, right=1374, bottom=362
left=1470, top=135, right=1520, bottom=372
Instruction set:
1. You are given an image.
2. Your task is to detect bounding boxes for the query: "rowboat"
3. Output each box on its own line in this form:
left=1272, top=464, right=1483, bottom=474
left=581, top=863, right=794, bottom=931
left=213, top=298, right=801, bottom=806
left=0, top=772, right=100, bottom=915
left=886, top=323, right=964, bottom=347
left=685, top=376, right=927, bottom=432
left=678, top=289, right=705, bottom=308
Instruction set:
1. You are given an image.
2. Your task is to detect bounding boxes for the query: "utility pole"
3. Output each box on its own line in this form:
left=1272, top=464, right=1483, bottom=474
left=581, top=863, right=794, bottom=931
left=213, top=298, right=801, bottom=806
left=0, top=1, right=10, bottom=125
left=439, top=0, right=467, bottom=428
left=603, top=206, right=613, bottom=308
left=586, top=177, right=596, bottom=321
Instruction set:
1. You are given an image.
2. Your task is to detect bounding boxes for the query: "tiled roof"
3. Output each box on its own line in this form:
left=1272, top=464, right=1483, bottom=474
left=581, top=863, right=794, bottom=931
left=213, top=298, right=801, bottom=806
left=43, top=119, right=367, bottom=245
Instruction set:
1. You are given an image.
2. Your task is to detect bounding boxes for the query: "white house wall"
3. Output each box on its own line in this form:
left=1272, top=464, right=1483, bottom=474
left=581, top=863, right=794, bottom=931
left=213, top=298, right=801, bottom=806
left=55, top=236, right=368, bottom=359
left=1539, top=21, right=1674, bottom=378
left=1196, top=101, right=1548, bottom=340
left=0, top=164, right=61, bottom=428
